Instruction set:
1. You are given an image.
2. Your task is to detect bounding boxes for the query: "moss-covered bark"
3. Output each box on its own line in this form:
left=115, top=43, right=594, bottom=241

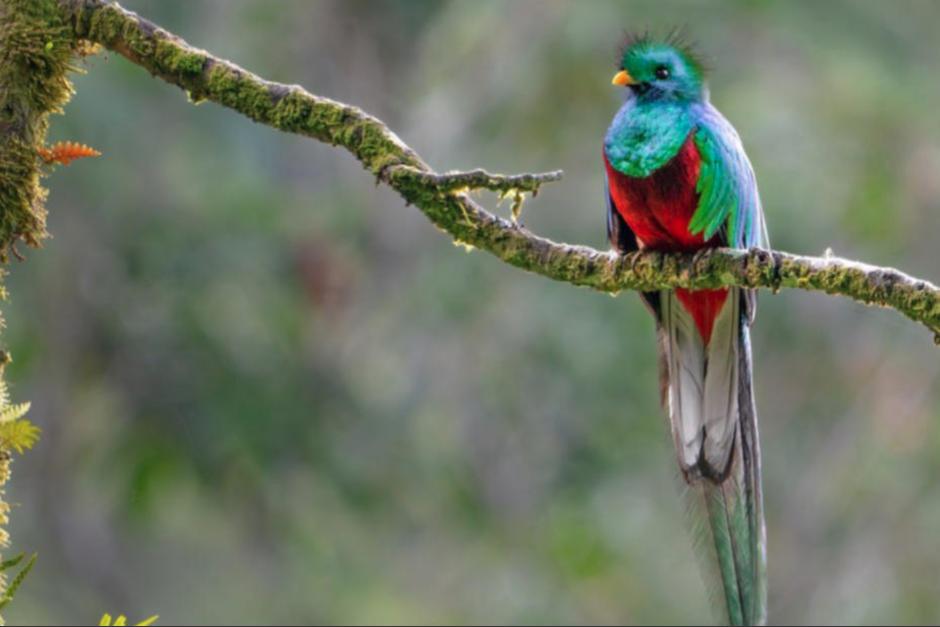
left=0, top=0, right=88, bottom=255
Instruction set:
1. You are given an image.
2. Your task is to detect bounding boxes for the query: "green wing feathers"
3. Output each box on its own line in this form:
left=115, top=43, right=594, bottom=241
left=689, top=114, right=768, bottom=249
left=690, top=128, right=736, bottom=241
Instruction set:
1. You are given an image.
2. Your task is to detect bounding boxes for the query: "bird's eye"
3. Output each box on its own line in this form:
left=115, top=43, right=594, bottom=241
left=654, top=66, right=670, bottom=80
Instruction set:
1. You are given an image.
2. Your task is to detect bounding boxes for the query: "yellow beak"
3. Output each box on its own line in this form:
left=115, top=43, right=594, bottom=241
left=611, top=70, right=634, bottom=87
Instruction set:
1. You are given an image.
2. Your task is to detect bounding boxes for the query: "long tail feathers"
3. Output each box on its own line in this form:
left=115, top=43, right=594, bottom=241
left=659, top=289, right=767, bottom=625
left=699, top=428, right=766, bottom=625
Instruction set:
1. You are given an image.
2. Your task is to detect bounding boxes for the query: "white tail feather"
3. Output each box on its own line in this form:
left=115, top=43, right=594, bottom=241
left=703, top=290, right=740, bottom=472
left=661, top=291, right=705, bottom=469
left=661, top=288, right=741, bottom=477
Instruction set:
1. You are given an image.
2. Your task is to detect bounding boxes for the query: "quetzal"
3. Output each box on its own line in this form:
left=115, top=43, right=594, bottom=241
left=603, top=34, right=770, bottom=626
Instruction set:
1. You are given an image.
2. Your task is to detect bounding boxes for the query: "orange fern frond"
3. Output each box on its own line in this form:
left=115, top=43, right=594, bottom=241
left=37, top=141, right=102, bottom=166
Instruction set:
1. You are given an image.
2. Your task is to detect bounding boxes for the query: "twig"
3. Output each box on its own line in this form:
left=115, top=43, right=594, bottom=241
left=386, top=165, right=563, bottom=195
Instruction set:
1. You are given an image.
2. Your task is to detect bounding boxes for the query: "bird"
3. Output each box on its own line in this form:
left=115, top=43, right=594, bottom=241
left=603, top=33, right=770, bottom=626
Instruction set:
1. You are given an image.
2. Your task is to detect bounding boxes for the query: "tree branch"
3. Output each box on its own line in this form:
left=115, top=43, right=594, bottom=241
left=52, top=0, right=940, bottom=342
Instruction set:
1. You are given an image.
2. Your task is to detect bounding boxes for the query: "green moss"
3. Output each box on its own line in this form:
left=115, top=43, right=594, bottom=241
left=154, top=39, right=204, bottom=78
left=0, top=0, right=86, bottom=254
left=304, top=103, right=349, bottom=144
left=206, top=64, right=273, bottom=122
left=348, top=122, right=409, bottom=174
left=85, top=4, right=125, bottom=46
left=270, top=90, right=312, bottom=133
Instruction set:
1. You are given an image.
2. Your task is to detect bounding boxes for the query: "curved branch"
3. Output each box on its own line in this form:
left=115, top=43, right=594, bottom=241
left=55, top=0, right=940, bottom=341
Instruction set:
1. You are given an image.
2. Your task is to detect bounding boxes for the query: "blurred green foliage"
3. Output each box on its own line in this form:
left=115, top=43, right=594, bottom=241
left=3, top=0, right=940, bottom=624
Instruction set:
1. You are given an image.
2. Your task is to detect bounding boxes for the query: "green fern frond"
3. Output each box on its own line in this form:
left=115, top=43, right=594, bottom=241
left=0, top=402, right=29, bottom=424
left=0, top=554, right=24, bottom=572
left=0, top=553, right=36, bottom=612
left=0, top=419, right=39, bottom=454
left=100, top=613, right=159, bottom=626
left=0, top=380, right=10, bottom=410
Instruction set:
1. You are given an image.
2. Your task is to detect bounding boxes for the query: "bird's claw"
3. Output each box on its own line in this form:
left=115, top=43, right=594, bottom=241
left=628, top=250, right=644, bottom=275
left=766, top=248, right=783, bottom=294
left=691, top=248, right=712, bottom=269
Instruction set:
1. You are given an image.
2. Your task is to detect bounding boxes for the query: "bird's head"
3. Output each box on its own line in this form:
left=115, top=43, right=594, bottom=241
left=612, top=32, right=706, bottom=103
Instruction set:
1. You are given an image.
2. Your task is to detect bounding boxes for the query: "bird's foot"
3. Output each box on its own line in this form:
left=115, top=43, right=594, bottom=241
left=627, top=250, right=645, bottom=275
left=691, top=248, right=713, bottom=270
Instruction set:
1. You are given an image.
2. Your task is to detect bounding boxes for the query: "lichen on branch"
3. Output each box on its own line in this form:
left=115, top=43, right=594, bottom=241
left=387, top=165, right=564, bottom=195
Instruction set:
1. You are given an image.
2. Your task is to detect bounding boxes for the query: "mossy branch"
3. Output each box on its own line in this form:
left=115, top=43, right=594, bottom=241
left=6, top=1, right=925, bottom=342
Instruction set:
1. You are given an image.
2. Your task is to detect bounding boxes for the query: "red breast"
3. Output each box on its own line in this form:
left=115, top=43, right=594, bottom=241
left=605, top=134, right=728, bottom=344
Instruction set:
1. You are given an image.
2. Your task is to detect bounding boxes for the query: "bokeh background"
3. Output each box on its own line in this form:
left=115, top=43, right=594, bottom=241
left=5, top=0, right=940, bottom=624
